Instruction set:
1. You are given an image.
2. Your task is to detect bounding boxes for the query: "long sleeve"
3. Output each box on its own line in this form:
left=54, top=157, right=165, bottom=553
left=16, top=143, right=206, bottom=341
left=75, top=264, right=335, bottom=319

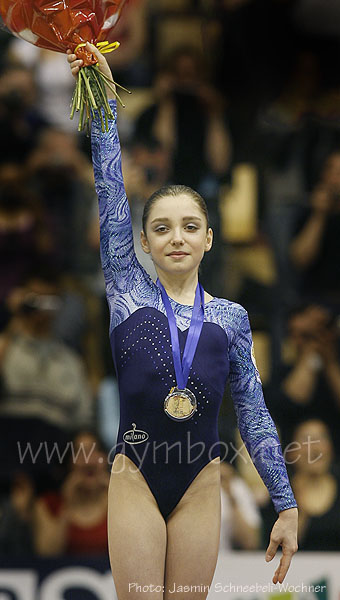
left=228, top=305, right=298, bottom=514
left=90, top=99, right=148, bottom=299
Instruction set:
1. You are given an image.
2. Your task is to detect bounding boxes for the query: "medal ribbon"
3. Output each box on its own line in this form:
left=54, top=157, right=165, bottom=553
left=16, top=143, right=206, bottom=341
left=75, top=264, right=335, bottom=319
left=156, top=279, right=205, bottom=390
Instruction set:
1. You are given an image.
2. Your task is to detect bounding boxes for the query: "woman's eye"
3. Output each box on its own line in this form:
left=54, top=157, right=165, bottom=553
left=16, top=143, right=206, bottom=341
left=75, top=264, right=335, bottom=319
left=154, top=224, right=198, bottom=232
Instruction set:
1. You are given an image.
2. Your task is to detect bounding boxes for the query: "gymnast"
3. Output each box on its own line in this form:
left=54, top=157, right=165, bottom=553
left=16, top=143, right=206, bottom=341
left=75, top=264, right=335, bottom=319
left=67, top=44, right=298, bottom=600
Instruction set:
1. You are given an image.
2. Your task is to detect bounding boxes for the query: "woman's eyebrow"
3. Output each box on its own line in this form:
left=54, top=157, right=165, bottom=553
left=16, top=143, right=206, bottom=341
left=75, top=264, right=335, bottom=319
left=151, top=216, right=202, bottom=224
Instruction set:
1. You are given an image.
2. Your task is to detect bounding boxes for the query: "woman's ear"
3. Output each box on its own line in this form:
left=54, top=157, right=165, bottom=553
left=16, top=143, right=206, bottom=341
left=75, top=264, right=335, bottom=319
left=205, top=227, right=213, bottom=252
left=140, top=230, right=151, bottom=254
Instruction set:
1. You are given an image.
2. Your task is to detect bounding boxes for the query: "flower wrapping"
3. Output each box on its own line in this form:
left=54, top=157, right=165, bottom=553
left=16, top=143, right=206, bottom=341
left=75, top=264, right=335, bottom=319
left=0, top=0, right=129, bottom=131
left=0, top=0, right=127, bottom=65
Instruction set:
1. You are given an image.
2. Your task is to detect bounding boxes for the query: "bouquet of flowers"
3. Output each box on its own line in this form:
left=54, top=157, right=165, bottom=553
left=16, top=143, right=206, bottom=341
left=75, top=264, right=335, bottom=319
left=0, top=0, right=129, bottom=132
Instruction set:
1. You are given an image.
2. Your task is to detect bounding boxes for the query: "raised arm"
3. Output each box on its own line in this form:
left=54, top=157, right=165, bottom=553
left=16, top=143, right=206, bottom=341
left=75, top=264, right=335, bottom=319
left=67, top=45, right=150, bottom=299
left=91, top=97, right=140, bottom=297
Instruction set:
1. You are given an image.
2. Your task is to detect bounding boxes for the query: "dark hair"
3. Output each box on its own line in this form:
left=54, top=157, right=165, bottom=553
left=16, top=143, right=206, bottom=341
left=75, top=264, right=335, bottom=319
left=289, top=417, right=334, bottom=449
left=142, top=184, right=209, bottom=234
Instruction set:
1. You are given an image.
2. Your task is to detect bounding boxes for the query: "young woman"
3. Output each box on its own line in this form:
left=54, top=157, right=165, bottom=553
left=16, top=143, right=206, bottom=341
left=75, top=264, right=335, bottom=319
left=67, top=44, right=298, bottom=600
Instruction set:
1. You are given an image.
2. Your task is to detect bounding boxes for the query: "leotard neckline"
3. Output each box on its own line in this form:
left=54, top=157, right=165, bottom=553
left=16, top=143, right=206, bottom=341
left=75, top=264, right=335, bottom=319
left=169, top=295, right=217, bottom=308
left=152, top=280, right=216, bottom=308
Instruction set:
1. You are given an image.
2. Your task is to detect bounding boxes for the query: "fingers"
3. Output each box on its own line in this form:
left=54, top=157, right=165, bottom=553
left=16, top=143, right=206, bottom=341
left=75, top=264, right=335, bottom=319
left=265, top=539, right=278, bottom=562
left=273, top=561, right=281, bottom=585
left=85, top=41, right=102, bottom=61
left=85, top=41, right=113, bottom=82
left=266, top=538, right=290, bottom=583
left=266, top=512, right=298, bottom=585
left=66, top=42, right=112, bottom=83
left=66, top=51, right=83, bottom=77
left=272, top=551, right=293, bottom=584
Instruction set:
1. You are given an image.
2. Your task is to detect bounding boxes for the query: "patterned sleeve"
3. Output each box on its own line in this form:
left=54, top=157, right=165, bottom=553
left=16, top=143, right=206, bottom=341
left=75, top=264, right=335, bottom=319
left=90, top=99, right=148, bottom=298
left=228, top=305, right=298, bottom=514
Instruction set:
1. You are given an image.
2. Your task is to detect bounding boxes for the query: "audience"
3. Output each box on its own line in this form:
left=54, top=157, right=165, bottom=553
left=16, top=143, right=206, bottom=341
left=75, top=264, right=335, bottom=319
left=0, top=65, right=47, bottom=164
left=105, top=0, right=150, bottom=87
left=134, top=45, right=231, bottom=191
left=0, top=164, right=55, bottom=305
left=0, top=472, right=35, bottom=556
left=219, top=460, right=261, bottom=551
left=290, top=151, right=340, bottom=308
left=7, top=42, right=78, bottom=132
left=33, top=431, right=109, bottom=556
left=260, top=419, right=340, bottom=552
left=268, top=303, right=340, bottom=460
left=0, top=269, right=94, bottom=484
left=289, top=419, right=340, bottom=551
left=26, top=126, right=98, bottom=278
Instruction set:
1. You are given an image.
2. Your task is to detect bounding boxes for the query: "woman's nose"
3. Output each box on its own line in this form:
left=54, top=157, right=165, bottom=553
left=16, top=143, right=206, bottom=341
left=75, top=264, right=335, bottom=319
left=170, top=228, right=184, bottom=244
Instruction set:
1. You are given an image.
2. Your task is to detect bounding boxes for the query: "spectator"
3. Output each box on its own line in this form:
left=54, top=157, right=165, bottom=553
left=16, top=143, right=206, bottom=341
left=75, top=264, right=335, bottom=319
left=33, top=431, right=109, bottom=556
left=0, top=269, right=94, bottom=482
left=105, top=0, right=150, bottom=87
left=0, top=164, right=55, bottom=305
left=268, top=303, right=340, bottom=459
left=26, top=126, right=98, bottom=277
left=219, top=460, right=261, bottom=552
left=0, top=472, right=35, bottom=556
left=134, top=45, right=231, bottom=191
left=290, top=151, right=340, bottom=308
left=7, top=41, right=79, bottom=132
left=288, top=419, right=340, bottom=551
left=0, top=65, right=46, bottom=164
left=261, top=419, right=340, bottom=552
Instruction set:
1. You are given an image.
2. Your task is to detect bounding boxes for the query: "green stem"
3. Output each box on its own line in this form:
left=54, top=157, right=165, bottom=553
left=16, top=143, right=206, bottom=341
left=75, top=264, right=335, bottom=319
left=76, top=74, right=82, bottom=112
left=81, top=68, right=97, bottom=110
left=96, top=67, right=132, bottom=94
left=69, top=64, right=130, bottom=133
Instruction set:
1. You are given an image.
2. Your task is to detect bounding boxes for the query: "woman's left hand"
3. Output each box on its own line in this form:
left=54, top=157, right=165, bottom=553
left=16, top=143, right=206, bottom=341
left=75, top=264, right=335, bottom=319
left=265, top=507, right=298, bottom=584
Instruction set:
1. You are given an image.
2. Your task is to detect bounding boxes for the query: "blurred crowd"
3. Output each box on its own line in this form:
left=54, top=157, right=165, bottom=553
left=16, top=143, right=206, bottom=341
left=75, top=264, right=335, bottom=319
left=0, top=0, right=340, bottom=558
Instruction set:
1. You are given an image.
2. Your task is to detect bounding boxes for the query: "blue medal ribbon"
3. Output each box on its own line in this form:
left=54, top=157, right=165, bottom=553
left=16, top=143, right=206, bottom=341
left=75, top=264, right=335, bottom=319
left=156, top=278, right=205, bottom=390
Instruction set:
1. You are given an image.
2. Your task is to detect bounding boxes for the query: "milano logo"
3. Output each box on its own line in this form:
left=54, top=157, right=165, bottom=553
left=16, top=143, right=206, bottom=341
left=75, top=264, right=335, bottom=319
left=123, top=423, right=149, bottom=445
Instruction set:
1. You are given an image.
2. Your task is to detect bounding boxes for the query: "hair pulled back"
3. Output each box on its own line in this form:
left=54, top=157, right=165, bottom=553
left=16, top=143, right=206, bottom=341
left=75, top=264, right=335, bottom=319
left=142, top=184, right=209, bottom=234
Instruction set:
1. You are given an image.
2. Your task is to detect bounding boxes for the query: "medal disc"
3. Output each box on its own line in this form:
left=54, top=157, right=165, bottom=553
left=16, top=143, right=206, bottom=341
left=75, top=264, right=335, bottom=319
left=164, top=387, right=197, bottom=421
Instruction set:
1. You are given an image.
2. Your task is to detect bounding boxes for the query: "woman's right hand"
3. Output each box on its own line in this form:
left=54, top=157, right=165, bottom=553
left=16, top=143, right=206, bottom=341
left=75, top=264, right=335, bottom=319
left=66, top=42, right=116, bottom=98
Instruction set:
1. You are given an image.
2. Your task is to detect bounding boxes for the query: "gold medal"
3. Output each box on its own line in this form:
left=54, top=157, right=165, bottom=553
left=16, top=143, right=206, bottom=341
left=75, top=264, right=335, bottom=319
left=164, top=387, right=197, bottom=421
left=157, top=277, right=204, bottom=423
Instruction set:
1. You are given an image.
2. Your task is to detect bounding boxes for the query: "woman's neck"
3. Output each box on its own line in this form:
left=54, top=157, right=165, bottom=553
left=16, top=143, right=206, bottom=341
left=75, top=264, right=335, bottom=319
left=155, top=269, right=199, bottom=304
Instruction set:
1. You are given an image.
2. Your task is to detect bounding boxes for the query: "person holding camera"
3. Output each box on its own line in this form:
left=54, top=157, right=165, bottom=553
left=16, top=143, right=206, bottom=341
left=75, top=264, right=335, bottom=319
left=0, top=269, right=94, bottom=483
left=290, top=151, right=340, bottom=307
left=268, top=303, right=340, bottom=459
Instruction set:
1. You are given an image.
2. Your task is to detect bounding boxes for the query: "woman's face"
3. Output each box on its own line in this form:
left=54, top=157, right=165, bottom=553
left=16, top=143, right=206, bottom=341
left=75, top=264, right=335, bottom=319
left=141, top=194, right=213, bottom=277
left=288, top=420, right=333, bottom=476
left=72, top=433, right=107, bottom=491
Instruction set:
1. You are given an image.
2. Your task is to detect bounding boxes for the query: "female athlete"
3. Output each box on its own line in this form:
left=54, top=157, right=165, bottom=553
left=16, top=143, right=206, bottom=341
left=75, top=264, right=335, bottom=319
left=67, top=44, right=298, bottom=600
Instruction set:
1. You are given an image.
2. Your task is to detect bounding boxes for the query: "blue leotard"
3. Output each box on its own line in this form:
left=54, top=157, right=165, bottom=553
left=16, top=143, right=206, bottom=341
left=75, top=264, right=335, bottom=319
left=91, top=100, right=298, bottom=520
